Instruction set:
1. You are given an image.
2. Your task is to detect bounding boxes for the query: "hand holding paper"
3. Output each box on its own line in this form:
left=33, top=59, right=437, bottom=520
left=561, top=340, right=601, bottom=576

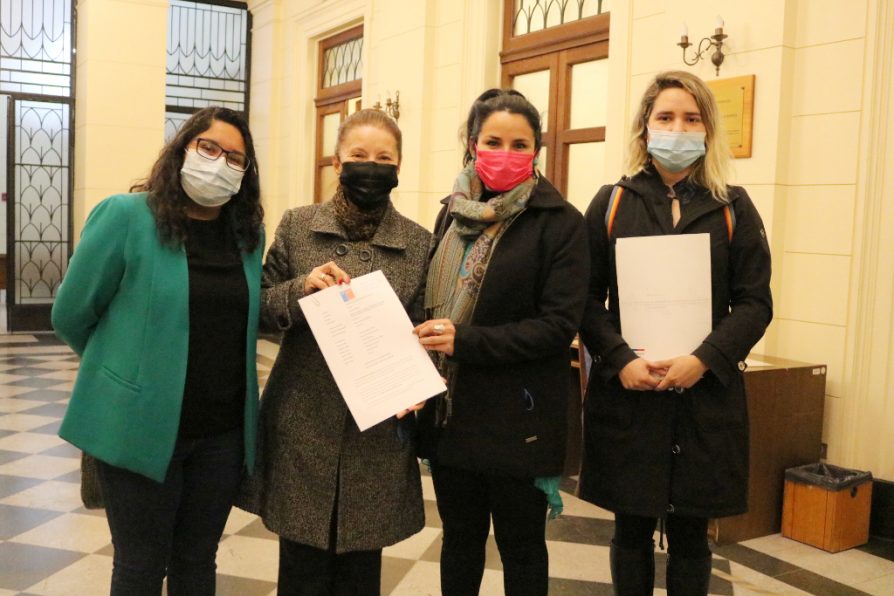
left=304, top=261, right=351, bottom=295
left=299, top=270, right=446, bottom=431
left=414, top=318, right=456, bottom=357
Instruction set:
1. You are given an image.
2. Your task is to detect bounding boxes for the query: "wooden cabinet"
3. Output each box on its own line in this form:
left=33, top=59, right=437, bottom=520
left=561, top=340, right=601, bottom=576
left=710, top=355, right=827, bottom=545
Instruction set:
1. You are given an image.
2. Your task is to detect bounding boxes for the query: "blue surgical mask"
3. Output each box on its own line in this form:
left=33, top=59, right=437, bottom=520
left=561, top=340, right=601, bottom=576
left=647, top=129, right=706, bottom=173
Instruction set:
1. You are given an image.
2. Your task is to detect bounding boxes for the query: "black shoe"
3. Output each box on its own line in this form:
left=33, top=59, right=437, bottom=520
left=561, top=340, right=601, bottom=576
left=609, top=540, right=655, bottom=596
left=665, top=553, right=712, bottom=596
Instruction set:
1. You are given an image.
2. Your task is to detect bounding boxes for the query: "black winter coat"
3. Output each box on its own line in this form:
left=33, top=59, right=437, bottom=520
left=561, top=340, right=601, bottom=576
left=578, top=169, right=772, bottom=519
left=417, top=177, right=590, bottom=478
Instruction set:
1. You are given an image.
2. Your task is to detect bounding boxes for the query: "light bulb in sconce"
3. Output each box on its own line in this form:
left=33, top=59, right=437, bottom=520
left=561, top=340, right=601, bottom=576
left=677, top=16, right=728, bottom=76
left=373, top=90, right=400, bottom=121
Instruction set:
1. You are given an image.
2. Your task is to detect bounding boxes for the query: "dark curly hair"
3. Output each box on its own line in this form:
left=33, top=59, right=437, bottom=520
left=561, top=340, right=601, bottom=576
left=462, top=88, right=543, bottom=166
left=130, top=107, right=263, bottom=251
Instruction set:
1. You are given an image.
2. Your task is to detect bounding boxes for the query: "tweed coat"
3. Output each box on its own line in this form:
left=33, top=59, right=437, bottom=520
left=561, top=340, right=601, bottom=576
left=245, top=199, right=430, bottom=553
left=578, top=169, right=772, bottom=519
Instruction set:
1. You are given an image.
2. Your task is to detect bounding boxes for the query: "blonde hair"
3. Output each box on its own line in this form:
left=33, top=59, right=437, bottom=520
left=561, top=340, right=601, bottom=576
left=334, top=108, right=402, bottom=162
left=626, top=71, right=731, bottom=203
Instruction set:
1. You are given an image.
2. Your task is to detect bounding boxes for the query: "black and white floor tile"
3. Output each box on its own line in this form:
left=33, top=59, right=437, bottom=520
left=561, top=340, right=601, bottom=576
left=0, top=333, right=892, bottom=595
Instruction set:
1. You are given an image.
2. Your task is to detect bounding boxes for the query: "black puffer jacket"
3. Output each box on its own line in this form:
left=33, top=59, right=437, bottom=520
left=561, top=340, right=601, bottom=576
left=578, top=168, right=772, bottom=518
left=418, top=177, right=590, bottom=478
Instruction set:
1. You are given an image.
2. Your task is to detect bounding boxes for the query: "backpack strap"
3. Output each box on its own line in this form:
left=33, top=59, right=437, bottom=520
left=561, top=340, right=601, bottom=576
left=605, top=183, right=736, bottom=242
left=604, top=185, right=625, bottom=240
left=722, top=204, right=736, bottom=242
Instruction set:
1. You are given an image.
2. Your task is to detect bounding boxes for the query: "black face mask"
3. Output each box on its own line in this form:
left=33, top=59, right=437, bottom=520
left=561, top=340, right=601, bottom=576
left=339, top=161, right=399, bottom=210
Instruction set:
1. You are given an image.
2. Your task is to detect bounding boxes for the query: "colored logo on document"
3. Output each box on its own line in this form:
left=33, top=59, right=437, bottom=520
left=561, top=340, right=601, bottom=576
left=340, top=288, right=356, bottom=302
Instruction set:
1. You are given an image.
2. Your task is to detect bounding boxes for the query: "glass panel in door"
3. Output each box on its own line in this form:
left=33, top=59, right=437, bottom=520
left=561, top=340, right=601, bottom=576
left=11, top=99, right=70, bottom=307
left=322, top=111, right=342, bottom=158
left=566, top=141, right=605, bottom=212
left=570, top=58, right=609, bottom=129
left=511, top=69, right=551, bottom=132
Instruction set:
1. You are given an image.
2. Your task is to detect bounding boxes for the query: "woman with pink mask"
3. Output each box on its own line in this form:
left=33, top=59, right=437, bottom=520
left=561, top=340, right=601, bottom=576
left=415, top=88, right=590, bottom=596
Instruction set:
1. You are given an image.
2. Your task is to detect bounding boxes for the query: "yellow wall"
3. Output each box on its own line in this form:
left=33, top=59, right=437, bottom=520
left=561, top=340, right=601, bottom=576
left=69, top=0, right=894, bottom=479
left=74, top=0, right=168, bottom=239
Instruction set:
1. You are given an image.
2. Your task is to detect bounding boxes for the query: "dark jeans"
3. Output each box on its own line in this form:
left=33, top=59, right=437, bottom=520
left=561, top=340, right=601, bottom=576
left=614, top=513, right=711, bottom=558
left=277, top=538, right=382, bottom=596
left=431, top=464, right=548, bottom=596
left=96, top=427, right=244, bottom=596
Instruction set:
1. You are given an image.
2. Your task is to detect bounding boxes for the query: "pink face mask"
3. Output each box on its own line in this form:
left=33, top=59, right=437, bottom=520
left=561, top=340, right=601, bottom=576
left=474, top=150, right=535, bottom=192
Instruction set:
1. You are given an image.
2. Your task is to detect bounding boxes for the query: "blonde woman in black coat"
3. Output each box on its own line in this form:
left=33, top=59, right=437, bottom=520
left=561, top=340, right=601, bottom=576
left=579, top=71, right=772, bottom=595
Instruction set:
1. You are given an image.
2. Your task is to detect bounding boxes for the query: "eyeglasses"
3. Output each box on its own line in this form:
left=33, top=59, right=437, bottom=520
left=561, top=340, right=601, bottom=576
left=192, top=138, right=250, bottom=172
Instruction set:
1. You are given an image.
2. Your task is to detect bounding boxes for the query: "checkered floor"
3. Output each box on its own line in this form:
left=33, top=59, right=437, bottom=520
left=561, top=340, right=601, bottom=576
left=1, top=333, right=893, bottom=595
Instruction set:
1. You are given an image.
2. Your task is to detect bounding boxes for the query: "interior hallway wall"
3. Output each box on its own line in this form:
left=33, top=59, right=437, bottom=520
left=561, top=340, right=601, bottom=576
left=73, top=0, right=168, bottom=240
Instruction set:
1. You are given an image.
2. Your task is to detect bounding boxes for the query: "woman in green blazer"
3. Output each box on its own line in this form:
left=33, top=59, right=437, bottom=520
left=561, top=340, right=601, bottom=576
left=52, top=107, right=264, bottom=596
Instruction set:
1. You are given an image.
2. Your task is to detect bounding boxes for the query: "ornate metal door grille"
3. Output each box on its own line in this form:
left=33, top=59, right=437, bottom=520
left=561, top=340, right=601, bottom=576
left=165, top=0, right=251, bottom=141
left=2, top=0, right=74, bottom=331
left=10, top=100, right=69, bottom=303
left=0, top=0, right=73, bottom=95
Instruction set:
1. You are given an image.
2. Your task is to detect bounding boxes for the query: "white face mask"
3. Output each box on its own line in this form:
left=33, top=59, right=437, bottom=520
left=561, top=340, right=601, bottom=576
left=180, top=149, right=245, bottom=208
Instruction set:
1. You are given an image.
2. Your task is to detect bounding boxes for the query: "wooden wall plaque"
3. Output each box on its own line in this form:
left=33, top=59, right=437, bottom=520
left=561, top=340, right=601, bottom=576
left=707, top=74, right=755, bottom=158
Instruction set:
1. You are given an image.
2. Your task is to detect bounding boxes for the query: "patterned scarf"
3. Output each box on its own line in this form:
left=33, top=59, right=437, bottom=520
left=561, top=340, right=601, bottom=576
left=331, top=186, right=389, bottom=241
left=426, top=163, right=535, bottom=324
left=424, top=163, right=536, bottom=425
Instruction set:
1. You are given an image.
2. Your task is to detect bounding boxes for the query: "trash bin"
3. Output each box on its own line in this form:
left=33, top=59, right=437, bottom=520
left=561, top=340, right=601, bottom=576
left=781, top=463, right=873, bottom=552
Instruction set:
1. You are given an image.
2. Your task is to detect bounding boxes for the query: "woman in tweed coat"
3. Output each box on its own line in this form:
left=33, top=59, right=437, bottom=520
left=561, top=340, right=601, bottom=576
left=248, top=109, right=429, bottom=595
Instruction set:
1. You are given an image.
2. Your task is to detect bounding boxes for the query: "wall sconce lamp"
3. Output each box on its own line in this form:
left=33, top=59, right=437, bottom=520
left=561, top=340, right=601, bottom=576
left=373, top=91, right=400, bottom=121
left=678, top=16, right=728, bottom=76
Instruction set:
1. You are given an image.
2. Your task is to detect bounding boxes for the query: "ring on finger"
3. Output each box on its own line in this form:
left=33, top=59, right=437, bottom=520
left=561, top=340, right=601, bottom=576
left=319, top=272, right=327, bottom=280
left=433, top=323, right=445, bottom=334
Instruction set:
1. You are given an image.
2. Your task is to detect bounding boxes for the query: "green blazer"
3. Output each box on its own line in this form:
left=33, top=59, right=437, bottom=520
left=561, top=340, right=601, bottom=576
left=53, top=193, right=263, bottom=482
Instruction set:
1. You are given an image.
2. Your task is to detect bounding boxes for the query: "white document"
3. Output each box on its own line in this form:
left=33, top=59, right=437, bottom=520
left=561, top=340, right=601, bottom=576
left=615, top=234, right=712, bottom=362
left=298, top=270, right=446, bottom=431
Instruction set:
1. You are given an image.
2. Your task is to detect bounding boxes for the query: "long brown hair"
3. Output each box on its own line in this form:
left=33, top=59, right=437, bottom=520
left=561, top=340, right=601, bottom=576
left=131, top=107, right=263, bottom=250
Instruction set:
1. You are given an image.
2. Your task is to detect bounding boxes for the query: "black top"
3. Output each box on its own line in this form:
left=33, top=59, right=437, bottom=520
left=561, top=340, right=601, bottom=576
left=179, top=216, right=248, bottom=439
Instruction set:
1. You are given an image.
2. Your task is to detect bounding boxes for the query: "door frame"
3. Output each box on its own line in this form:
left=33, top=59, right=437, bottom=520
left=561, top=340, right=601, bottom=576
left=501, top=24, right=609, bottom=196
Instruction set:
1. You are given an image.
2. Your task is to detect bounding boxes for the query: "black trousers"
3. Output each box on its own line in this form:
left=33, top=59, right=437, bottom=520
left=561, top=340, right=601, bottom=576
left=277, top=538, right=381, bottom=596
left=431, top=464, right=549, bottom=596
left=277, top=468, right=382, bottom=596
left=96, top=428, right=243, bottom=596
left=614, top=513, right=711, bottom=558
